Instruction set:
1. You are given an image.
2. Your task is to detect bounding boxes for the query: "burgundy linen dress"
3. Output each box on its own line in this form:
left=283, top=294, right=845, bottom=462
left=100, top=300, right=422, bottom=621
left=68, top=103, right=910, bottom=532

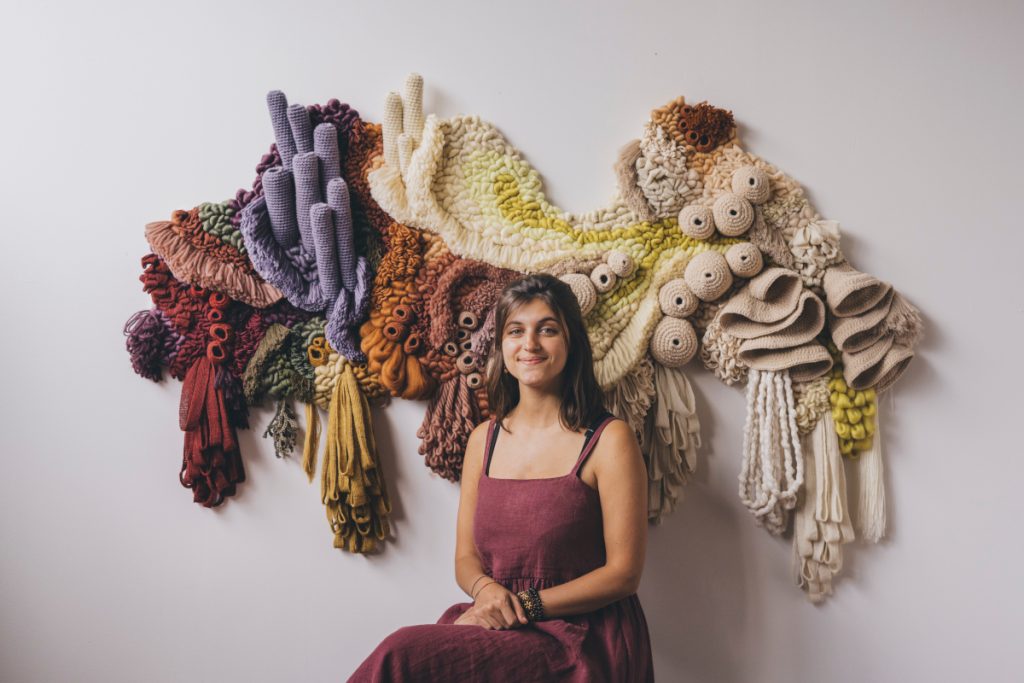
left=348, top=414, right=655, bottom=682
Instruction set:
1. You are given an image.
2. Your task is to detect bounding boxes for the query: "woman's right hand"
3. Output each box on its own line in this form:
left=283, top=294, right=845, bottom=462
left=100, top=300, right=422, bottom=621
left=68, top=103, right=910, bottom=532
left=463, top=582, right=528, bottom=629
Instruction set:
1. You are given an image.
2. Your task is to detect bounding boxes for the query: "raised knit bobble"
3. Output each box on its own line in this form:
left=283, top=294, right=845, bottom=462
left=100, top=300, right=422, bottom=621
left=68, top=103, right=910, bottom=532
left=712, top=193, right=754, bottom=236
left=649, top=317, right=698, bottom=367
left=466, top=372, right=484, bottom=389
left=455, top=328, right=471, bottom=342
left=678, top=204, right=716, bottom=240
left=560, top=273, right=597, bottom=315
left=458, top=310, right=480, bottom=330
left=443, top=341, right=460, bottom=357
left=403, top=333, right=422, bottom=355
left=383, top=321, right=408, bottom=343
left=590, top=263, right=618, bottom=293
left=457, top=351, right=479, bottom=375
left=606, top=250, right=636, bottom=278
left=684, top=250, right=734, bottom=301
left=392, top=304, right=416, bottom=324
left=658, top=278, right=700, bottom=318
left=731, top=165, right=771, bottom=205
left=726, top=242, right=764, bottom=278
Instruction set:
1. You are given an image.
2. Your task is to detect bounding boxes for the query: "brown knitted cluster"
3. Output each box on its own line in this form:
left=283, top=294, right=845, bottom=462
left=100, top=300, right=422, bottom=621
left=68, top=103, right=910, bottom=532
left=651, top=97, right=735, bottom=153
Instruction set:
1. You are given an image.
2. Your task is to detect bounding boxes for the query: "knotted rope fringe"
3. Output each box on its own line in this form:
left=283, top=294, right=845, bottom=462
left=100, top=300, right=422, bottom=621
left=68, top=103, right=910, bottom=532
left=739, top=369, right=803, bottom=534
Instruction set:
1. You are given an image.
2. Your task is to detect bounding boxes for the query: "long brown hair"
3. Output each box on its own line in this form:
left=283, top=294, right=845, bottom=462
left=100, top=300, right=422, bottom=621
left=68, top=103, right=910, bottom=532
left=485, top=274, right=605, bottom=432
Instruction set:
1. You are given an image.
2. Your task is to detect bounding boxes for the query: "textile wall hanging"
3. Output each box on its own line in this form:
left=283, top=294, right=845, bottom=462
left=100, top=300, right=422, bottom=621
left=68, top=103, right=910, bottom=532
left=124, top=74, right=922, bottom=601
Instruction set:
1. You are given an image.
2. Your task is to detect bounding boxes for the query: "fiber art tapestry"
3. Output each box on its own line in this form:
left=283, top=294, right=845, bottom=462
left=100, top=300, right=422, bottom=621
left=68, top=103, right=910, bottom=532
left=124, top=75, right=922, bottom=602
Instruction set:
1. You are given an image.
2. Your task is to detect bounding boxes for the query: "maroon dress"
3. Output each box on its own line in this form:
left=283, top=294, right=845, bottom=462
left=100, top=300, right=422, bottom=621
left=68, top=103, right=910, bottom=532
left=349, top=414, right=655, bottom=682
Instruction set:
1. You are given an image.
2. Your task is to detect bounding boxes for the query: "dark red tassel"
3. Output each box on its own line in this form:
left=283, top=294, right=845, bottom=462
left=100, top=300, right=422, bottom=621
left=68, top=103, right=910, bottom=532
left=179, top=357, right=245, bottom=507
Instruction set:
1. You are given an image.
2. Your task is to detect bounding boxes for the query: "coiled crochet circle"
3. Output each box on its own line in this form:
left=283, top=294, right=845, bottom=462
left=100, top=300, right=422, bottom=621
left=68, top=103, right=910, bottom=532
left=457, top=351, right=480, bottom=375
left=559, top=273, right=597, bottom=315
left=658, top=278, right=699, bottom=318
left=383, top=321, right=408, bottom=343
left=442, top=341, right=460, bottom=357
left=455, top=328, right=471, bottom=342
left=726, top=243, right=764, bottom=278
left=678, top=204, right=716, bottom=240
left=731, top=165, right=771, bottom=205
left=684, top=250, right=734, bottom=301
left=712, top=193, right=754, bottom=236
left=649, top=316, right=698, bottom=367
left=460, top=339, right=473, bottom=352
left=392, top=304, right=415, bottom=324
left=606, top=250, right=636, bottom=278
left=458, top=310, right=480, bottom=330
left=590, top=263, right=618, bottom=293
left=466, top=372, right=483, bottom=389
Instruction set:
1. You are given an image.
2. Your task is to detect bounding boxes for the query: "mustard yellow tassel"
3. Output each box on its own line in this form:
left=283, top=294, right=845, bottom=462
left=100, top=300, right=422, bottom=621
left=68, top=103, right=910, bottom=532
left=321, top=365, right=392, bottom=554
left=302, top=402, right=320, bottom=482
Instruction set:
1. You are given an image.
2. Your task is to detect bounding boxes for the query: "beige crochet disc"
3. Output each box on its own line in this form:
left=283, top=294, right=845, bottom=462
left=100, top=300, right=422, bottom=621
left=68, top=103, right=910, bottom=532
left=590, top=263, right=618, bottom=293
left=830, top=288, right=895, bottom=353
left=725, top=242, right=764, bottom=278
left=738, top=341, right=834, bottom=382
left=712, top=193, right=755, bottom=237
left=731, top=165, right=771, bottom=205
left=823, top=264, right=893, bottom=317
left=606, top=250, right=636, bottom=278
left=649, top=316, right=699, bottom=367
left=678, top=204, right=716, bottom=240
left=658, top=278, right=700, bottom=318
left=684, top=250, right=733, bottom=301
left=559, top=273, right=597, bottom=315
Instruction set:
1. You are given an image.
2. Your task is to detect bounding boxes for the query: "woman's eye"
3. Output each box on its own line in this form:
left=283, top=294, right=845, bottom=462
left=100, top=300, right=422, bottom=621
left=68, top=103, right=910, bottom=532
left=542, top=327, right=560, bottom=335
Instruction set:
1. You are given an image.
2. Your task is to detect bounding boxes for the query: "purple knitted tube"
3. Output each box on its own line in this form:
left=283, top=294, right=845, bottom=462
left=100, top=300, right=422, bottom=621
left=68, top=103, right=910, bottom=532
left=262, top=168, right=300, bottom=249
left=267, top=91, right=296, bottom=170
left=314, top=123, right=342, bottom=199
left=286, top=104, right=313, bottom=156
left=309, top=203, right=341, bottom=302
left=327, top=178, right=356, bottom=291
left=292, top=152, right=320, bottom=256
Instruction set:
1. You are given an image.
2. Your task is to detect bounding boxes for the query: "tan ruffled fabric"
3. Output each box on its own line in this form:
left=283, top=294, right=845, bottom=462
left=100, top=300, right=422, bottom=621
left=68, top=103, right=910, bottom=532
left=145, top=220, right=282, bottom=307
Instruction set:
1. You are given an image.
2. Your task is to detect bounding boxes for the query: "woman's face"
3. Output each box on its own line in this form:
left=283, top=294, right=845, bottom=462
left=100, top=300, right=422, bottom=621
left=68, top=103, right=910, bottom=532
left=500, top=298, right=569, bottom=391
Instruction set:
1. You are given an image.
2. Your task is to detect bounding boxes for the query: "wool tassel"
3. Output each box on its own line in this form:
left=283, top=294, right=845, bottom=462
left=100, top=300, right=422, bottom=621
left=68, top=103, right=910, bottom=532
left=854, top=410, right=887, bottom=543
left=302, top=402, right=320, bottom=482
left=794, top=414, right=854, bottom=602
left=179, top=357, right=245, bottom=507
left=321, top=365, right=392, bottom=553
left=642, top=364, right=701, bottom=523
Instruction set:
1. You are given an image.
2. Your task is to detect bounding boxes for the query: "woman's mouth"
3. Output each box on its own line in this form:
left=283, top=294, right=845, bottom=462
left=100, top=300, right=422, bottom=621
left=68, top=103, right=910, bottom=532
left=518, top=357, right=546, bottom=365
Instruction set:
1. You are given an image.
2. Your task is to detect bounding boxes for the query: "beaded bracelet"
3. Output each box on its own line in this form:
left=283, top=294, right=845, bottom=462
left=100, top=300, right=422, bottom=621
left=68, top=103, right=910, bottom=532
left=516, top=587, right=545, bottom=622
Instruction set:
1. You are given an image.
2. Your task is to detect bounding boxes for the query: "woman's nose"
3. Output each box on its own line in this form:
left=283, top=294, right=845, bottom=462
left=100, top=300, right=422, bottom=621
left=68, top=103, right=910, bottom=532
left=524, top=330, right=542, bottom=350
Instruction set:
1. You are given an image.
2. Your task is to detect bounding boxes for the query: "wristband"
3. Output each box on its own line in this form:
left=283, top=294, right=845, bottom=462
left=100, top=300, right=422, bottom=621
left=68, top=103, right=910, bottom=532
left=469, top=574, right=488, bottom=597
left=472, top=580, right=497, bottom=600
left=516, top=587, right=545, bottom=622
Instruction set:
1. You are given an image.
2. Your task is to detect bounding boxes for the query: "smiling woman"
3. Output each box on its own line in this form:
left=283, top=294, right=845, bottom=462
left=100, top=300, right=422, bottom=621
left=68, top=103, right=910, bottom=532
left=349, top=274, right=654, bottom=682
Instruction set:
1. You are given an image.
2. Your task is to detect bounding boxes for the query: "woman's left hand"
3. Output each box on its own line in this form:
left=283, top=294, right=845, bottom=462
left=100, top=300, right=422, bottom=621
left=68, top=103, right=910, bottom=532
left=453, top=583, right=528, bottom=629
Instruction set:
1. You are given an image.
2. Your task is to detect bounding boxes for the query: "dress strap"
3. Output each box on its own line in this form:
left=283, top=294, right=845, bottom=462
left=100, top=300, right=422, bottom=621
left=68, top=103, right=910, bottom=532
left=483, top=418, right=500, bottom=476
left=571, top=412, right=618, bottom=478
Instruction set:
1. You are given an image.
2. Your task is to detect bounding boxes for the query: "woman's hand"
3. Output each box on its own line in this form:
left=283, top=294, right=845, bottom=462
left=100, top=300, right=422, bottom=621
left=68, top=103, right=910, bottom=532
left=453, top=583, right=528, bottom=629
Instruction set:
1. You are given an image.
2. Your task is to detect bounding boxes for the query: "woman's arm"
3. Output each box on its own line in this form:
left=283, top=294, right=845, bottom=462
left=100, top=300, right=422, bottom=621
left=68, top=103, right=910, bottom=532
left=537, top=419, right=648, bottom=618
left=452, top=422, right=528, bottom=629
left=453, top=422, right=491, bottom=598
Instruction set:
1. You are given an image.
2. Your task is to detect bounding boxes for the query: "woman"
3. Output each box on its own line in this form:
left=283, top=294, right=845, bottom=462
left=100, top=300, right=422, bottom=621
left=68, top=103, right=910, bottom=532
left=350, top=274, right=654, bottom=681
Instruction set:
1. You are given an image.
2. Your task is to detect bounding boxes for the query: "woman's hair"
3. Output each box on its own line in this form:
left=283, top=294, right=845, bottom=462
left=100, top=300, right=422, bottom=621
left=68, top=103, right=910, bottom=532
left=486, top=273, right=605, bottom=432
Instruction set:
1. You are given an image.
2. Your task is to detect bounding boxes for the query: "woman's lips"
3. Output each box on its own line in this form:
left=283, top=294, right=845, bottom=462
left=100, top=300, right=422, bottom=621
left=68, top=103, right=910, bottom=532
left=518, top=357, right=546, bottom=364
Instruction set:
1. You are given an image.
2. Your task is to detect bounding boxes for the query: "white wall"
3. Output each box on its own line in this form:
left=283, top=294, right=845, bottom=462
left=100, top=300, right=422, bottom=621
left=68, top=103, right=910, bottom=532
left=2, top=1, right=1022, bottom=681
